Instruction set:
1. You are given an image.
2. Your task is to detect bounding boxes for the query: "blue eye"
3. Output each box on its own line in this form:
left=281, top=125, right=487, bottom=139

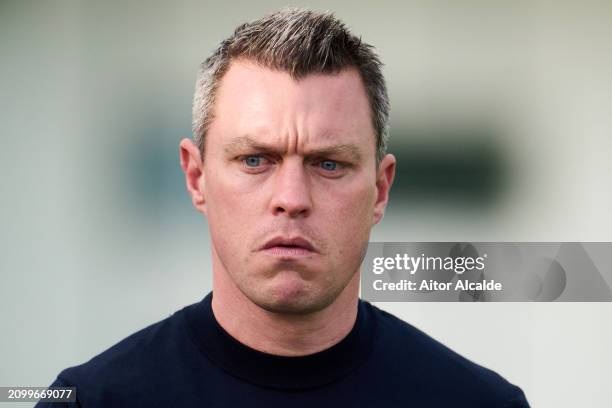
left=244, top=156, right=263, bottom=167
left=320, top=160, right=338, bottom=171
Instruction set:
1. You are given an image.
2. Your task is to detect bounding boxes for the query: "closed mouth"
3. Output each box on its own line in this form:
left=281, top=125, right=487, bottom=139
left=260, top=236, right=317, bottom=254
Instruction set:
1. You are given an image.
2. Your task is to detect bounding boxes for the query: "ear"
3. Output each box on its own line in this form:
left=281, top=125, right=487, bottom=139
left=179, top=138, right=207, bottom=215
left=373, top=153, right=396, bottom=225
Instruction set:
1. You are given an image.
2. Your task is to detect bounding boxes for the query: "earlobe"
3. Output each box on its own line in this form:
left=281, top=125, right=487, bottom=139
left=179, top=138, right=207, bottom=214
left=372, top=154, right=396, bottom=225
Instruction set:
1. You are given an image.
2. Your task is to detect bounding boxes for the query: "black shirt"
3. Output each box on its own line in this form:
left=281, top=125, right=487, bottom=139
left=38, top=292, right=529, bottom=407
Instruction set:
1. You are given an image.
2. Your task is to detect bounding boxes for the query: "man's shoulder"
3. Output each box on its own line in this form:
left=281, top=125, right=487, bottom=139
left=55, top=304, right=195, bottom=391
left=365, top=301, right=529, bottom=406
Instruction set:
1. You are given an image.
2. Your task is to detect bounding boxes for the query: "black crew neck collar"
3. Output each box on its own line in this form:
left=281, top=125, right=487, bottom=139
left=183, top=291, right=377, bottom=390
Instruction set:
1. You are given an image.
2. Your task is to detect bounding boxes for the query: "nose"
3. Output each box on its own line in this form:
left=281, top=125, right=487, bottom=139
left=269, top=158, right=313, bottom=218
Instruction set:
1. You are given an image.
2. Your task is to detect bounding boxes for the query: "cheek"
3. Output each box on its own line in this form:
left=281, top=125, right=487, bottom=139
left=339, top=176, right=376, bottom=216
left=318, top=180, right=377, bottom=241
left=317, top=185, right=375, bottom=279
left=204, top=174, right=259, bottom=255
left=205, top=165, right=259, bottom=217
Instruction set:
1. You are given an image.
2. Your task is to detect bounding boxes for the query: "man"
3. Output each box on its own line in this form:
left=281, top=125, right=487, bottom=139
left=39, top=8, right=529, bottom=407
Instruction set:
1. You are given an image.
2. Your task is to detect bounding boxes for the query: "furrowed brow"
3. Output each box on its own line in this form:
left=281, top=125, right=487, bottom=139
left=305, top=145, right=363, bottom=162
left=224, top=136, right=364, bottom=162
left=223, top=136, right=283, bottom=156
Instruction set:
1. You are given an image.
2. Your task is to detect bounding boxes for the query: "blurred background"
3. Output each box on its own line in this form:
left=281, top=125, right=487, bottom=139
left=1, top=0, right=611, bottom=406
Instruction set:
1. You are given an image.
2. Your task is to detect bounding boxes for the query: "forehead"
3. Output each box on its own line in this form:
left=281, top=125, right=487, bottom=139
left=206, top=60, right=375, bottom=155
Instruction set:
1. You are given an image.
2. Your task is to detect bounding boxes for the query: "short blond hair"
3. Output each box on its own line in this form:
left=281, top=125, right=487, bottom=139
left=192, top=8, right=389, bottom=163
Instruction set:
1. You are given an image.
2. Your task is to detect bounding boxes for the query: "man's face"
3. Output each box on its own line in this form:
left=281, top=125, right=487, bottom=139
left=183, top=60, right=394, bottom=314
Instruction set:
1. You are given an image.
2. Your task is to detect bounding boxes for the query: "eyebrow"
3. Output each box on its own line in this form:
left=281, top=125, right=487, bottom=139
left=223, top=135, right=364, bottom=162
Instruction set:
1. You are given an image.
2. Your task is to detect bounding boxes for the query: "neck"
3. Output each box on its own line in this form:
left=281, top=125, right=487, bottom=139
left=211, top=264, right=360, bottom=357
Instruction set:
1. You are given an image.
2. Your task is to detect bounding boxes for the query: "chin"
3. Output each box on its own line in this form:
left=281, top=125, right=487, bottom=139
left=250, top=279, right=332, bottom=315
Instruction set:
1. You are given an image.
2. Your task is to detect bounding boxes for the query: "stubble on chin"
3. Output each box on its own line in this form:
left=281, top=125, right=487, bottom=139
left=237, top=267, right=357, bottom=316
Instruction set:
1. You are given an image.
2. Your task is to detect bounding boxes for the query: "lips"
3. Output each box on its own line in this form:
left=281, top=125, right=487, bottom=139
left=260, top=236, right=317, bottom=256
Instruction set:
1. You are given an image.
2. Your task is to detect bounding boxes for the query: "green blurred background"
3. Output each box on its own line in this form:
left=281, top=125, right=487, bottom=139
left=1, top=1, right=611, bottom=407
